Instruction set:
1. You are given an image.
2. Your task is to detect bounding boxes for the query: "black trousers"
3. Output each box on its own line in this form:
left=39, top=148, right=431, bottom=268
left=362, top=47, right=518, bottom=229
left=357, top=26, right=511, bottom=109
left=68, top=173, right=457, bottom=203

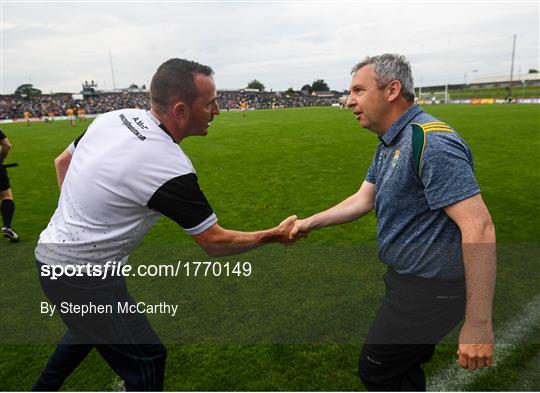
left=33, top=261, right=166, bottom=391
left=358, top=267, right=466, bottom=391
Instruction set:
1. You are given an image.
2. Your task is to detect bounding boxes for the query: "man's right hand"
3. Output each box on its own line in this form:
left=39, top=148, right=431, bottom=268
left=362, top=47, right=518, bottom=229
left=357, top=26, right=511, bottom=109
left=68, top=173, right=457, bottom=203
left=288, top=217, right=313, bottom=242
left=276, top=215, right=298, bottom=244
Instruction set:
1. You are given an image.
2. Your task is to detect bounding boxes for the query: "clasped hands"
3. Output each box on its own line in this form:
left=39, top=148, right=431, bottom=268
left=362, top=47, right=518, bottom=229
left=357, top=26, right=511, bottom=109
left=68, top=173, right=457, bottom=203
left=275, top=215, right=311, bottom=244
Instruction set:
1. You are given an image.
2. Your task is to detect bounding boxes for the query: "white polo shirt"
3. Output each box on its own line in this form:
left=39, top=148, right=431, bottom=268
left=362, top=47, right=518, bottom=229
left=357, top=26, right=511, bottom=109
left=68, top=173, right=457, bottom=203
left=36, top=109, right=217, bottom=266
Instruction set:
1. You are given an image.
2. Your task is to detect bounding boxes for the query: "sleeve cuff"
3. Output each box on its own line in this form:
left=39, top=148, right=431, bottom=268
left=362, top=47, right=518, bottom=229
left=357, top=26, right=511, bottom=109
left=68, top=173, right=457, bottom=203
left=184, top=213, right=218, bottom=235
left=428, top=187, right=481, bottom=210
left=67, top=142, right=75, bottom=155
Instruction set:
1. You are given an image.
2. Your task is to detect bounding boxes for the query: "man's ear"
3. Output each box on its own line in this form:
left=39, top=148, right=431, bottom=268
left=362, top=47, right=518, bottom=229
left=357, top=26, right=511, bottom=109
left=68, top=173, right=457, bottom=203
left=386, top=80, right=402, bottom=102
left=171, top=101, right=188, bottom=118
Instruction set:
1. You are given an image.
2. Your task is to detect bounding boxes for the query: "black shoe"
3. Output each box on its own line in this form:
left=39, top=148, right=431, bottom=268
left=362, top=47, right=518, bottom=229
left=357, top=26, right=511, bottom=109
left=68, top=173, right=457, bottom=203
left=1, top=227, right=19, bottom=242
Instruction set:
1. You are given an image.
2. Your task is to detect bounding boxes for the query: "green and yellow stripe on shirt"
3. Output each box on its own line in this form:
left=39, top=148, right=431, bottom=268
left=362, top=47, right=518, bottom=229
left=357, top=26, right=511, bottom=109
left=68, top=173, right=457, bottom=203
left=411, top=121, right=454, bottom=177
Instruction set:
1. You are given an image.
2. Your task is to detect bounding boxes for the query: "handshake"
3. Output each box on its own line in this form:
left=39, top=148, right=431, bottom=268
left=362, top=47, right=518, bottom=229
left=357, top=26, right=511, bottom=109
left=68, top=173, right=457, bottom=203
left=272, top=215, right=311, bottom=245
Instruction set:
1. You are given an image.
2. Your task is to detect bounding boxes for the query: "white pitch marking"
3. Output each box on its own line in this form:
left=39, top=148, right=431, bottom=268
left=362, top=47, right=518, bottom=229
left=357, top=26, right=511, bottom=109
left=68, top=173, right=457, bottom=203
left=428, top=293, right=540, bottom=391
left=105, top=294, right=540, bottom=391
left=110, top=375, right=124, bottom=391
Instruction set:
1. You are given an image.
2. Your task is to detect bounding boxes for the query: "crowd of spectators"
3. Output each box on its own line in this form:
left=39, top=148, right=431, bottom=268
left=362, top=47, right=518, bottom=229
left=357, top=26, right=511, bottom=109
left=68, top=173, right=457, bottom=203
left=218, top=91, right=337, bottom=110
left=0, top=90, right=339, bottom=120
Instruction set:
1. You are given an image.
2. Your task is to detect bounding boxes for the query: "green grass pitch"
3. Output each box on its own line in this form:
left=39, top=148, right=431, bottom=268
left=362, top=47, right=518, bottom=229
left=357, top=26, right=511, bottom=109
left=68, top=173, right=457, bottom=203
left=0, top=105, right=539, bottom=390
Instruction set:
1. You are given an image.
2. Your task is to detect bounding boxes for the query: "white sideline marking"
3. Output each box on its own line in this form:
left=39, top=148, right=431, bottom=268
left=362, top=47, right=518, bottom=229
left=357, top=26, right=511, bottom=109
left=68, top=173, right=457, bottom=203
left=107, top=295, right=540, bottom=391
left=111, top=376, right=124, bottom=391
left=428, top=293, right=540, bottom=391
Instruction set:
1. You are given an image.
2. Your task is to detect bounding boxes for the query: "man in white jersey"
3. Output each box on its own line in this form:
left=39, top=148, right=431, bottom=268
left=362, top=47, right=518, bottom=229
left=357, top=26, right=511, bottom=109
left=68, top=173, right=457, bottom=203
left=33, top=59, right=296, bottom=391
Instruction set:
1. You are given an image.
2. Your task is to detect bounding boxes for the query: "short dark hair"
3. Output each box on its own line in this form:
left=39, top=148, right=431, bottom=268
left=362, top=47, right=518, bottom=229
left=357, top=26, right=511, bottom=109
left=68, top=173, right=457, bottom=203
left=150, top=58, right=214, bottom=114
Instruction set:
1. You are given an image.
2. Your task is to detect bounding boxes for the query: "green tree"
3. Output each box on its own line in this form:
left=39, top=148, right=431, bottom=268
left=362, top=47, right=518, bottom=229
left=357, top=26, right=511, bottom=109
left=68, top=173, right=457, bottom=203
left=311, top=79, right=330, bottom=91
left=285, top=87, right=295, bottom=95
left=301, top=84, right=313, bottom=94
left=14, top=83, right=42, bottom=99
left=247, top=79, right=265, bottom=91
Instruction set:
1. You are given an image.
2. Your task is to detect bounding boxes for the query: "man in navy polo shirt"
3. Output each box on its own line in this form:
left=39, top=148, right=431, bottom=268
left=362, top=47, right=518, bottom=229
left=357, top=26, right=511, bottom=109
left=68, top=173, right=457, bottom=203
left=289, top=54, right=496, bottom=391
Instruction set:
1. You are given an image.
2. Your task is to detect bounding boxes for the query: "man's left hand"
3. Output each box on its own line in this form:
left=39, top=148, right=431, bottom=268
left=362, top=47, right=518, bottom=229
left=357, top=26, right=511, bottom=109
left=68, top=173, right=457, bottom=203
left=457, top=322, right=494, bottom=370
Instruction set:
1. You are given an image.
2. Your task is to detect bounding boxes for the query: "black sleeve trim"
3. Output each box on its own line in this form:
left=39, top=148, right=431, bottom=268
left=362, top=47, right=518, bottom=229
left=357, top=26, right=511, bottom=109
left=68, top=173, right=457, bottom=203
left=73, top=130, right=87, bottom=147
left=147, top=173, right=215, bottom=229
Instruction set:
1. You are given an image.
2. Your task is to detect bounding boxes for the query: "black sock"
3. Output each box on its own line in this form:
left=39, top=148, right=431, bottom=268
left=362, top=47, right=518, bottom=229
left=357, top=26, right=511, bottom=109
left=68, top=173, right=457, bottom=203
left=1, top=199, right=14, bottom=228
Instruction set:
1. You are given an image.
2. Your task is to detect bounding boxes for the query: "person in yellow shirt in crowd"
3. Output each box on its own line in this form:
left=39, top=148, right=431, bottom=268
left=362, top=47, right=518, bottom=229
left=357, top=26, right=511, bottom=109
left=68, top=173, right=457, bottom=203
left=77, top=108, right=86, bottom=122
left=24, top=111, right=31, bottom=127
left=240, top=100, right=248, bottom=117
left=66, top=108, right=75, bottom=127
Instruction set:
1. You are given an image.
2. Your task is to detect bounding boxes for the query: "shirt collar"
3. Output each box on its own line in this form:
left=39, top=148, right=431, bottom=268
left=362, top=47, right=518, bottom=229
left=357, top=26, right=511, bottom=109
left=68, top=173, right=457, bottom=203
left=146, top=110, right=175, bottom=142
left=379, top=104, right=423, bottom=146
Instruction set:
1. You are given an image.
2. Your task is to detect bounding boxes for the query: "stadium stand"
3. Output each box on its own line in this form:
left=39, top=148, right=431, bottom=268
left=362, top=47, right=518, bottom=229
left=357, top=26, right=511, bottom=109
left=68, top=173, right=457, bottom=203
left=415, top=72, right=540, bottom=102
left=0, top=89, right=340, bottom=120
left=3, top=72, right=538, bottom=121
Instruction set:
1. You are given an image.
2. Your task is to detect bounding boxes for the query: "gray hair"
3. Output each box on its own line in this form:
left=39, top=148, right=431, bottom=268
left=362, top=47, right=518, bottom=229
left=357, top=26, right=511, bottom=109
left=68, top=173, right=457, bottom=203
left=351, top=54, right=415, bottom=102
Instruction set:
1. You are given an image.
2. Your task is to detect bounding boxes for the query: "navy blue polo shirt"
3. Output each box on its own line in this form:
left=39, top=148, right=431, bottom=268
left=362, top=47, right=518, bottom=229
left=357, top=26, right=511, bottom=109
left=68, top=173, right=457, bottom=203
left=365, top=104, right=480, bottom=279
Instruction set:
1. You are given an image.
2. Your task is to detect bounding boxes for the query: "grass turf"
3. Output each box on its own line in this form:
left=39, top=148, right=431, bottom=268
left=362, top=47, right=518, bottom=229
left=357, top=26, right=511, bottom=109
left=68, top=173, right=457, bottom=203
left=0, top=105, right=539, bottom=390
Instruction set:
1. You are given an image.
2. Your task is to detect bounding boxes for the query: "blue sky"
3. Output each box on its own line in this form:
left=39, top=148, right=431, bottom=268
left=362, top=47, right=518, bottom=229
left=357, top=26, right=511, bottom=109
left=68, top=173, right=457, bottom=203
left=1, top=0, right=538, bottom=94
